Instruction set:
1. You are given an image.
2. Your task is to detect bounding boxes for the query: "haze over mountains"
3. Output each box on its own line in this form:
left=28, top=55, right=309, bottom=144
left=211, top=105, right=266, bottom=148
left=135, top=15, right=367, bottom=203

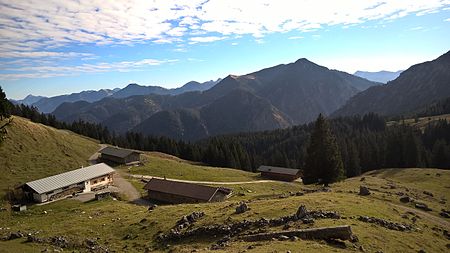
left=52, top=58, right=379, bottom=140
left=10, top=95, right=46, bottom=106
left=12, top=51, right=450, bottom=141
left=354, top=70, right=403, bottom=83
left=14, top=79, right=221, bottom=113
left=334, top=51, right=450, bottom=117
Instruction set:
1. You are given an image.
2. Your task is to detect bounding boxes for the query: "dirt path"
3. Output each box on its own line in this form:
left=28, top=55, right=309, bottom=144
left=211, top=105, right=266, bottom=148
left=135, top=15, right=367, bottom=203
left=113, top=173, right=151, bottom=205
left=128, top=174, right=297, bottom=185
left=88, top=144, right=108, bottom=164
left=387, top=202, right=450, bottom=228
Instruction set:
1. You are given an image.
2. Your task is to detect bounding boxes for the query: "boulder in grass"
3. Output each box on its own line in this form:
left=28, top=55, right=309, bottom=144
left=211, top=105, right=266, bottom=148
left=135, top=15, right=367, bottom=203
left=359, top=186, right=371, bottom=196
left=235, top=202, right=249, bottom=214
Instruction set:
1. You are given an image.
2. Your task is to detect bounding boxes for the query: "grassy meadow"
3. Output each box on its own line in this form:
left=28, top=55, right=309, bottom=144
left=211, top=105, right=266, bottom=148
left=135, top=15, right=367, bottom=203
left=0, top=117, right=449, bottom=252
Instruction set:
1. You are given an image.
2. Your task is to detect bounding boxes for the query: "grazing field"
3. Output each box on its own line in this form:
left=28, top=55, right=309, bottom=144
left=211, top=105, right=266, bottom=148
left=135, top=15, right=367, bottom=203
left=1, top=117, right=449, bottom=252
left=123, top=152, right=260, bottom=182
left=0, top=117, right=99, bottom=203
left=1, top=168, right=449, bottom=252
left=387, top=113, right=450, bottom=130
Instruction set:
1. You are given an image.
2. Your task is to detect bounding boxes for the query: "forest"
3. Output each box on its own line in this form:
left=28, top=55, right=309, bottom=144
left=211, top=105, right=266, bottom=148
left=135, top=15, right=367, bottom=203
left=6, top=101, right=450, bottom=178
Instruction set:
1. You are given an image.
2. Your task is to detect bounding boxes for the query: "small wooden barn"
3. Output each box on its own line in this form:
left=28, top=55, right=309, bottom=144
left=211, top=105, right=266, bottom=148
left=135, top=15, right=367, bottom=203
left=257, top=165, right=301, bottom=181
left=144, top=178, right=232, bottom=204
left=99, top=146, right=141, bottom=165
left=23, top=163, right=115, bottom=203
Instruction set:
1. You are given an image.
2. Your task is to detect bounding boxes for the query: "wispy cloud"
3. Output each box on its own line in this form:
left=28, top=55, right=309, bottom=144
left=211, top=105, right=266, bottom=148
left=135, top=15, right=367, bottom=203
left=189, top=36, right=227, bottom=44
left=1, top=0, right=448, bottom=54
left=0, top=58, right=178, bottom=80
left=0, top=0, right=449, bottom=80
left=288, top=36, right=304, bottom=40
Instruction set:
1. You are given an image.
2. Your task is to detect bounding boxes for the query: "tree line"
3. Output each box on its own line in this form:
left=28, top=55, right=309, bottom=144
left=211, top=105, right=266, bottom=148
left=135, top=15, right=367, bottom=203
left=2, top=88, right=449, bottom=180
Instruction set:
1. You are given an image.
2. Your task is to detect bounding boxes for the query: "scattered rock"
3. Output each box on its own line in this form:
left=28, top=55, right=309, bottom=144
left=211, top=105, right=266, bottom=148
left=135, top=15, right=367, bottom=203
left=7, top=231, right=24, bottom=240
left=360, top=177, right=365, bottom=181
left=358, top=216, right=413, bottom=231
left=359, top=245, right=366, bottom=252
left=296, top=205, right=308, bottom=219
left=236, top=202, right=249, bottom=214
left=359, top=186, right=371, bottom=196
left=50, top=236, right=70, bottom=248
left=350, top=234, right=359, bottom=243
left=278, top=235, right=289, bottom=241
left=160, top=205, right=341, bottom=242
left=444, top=230, right=450, bottom=240
left=400, top=196, right=411, bottom=203
left=415, top=203, right=432, bottom=211
left=302, top=218, right=315, bottom=224
left=423, top=191, right=434, bottom=197
left=439, top=209, right=450, bottom=218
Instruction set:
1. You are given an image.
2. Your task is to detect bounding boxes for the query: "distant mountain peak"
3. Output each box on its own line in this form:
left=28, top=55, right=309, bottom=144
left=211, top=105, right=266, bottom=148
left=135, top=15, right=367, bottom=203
left=127, top=83, right=141, bottom=87
left=295, top=58, right=309, bottom=63
left=354, top=70, right=403, bottom=83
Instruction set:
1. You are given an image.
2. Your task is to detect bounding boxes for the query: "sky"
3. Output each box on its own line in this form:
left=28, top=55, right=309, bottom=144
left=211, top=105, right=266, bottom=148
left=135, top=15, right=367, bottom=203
left=0, top=0, right=449, bottom=100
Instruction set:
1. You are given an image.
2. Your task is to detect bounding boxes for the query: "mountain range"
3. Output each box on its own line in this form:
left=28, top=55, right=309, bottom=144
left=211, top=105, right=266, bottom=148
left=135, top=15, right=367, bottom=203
left=334, top=51, right=450, bottom=117
left=53, top=58, right=379, bottom=140
left=354, top=70, right=403, bottom=83
left=13, top=79, right=221, bottom=113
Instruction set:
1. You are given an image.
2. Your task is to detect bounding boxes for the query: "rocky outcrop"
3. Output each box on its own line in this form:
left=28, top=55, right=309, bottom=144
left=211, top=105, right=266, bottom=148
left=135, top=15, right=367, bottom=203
left=175, top=211, right=205, bottom=230
left=159, top=205, right=341, bottom=242
left=240, top=225, right=353, bottom=242
left=358, top=216, right=413, bottom=231
left=440, top=209, right=450, bottom=218
left=415, top=203, right=432, bottom=211
left=400, top=196, right=412, bottom=203
left=235, top=202, right=249, bottom=214
left=359, top=186, right=371, bottom=196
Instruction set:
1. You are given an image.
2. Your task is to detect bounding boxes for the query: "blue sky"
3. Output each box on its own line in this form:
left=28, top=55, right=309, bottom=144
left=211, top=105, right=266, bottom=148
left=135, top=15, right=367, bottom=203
left=0, top=0, right=449, bottom=99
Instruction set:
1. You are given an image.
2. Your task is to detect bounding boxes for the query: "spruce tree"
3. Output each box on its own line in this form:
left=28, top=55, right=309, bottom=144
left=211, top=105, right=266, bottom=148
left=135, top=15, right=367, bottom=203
left=304, top=114, right=345, bottom=185
left=0, top=86, right=11, bottom=120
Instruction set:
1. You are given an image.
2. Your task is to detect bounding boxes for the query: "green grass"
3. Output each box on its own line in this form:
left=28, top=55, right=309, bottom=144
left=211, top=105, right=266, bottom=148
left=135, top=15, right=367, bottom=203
left=387, top=113, right=450, bottom=130
left=0, top=117, right=99, bottom=203
left=1, top=182, right=448, bottom=252
left=122, top=152, right=260, bottom=182
left=1, top=117, right=449, bottom=252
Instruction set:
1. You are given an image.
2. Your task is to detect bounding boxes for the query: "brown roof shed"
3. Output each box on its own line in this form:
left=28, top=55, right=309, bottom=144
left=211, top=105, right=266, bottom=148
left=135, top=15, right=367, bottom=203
left=144, top=178, right=231, bottom=203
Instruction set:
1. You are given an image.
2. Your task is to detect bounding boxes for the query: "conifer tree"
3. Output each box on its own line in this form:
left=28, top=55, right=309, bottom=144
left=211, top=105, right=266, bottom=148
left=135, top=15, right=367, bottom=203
left=304, top=114, right=345, bottom=185
left=0, top=86, right=11, bottom=120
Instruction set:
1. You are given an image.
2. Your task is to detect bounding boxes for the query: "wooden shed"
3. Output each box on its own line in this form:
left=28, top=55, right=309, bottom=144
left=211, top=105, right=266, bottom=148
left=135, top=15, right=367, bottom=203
left=144, top=178, right=232, bottom=204
left=99, top=146, right=141, bottom=165
left=257, top=165, right=301, bottom=182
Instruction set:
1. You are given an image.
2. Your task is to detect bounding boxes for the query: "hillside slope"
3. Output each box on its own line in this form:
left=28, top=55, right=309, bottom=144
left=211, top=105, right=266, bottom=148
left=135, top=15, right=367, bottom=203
left=0, top=117, right=99, bottom=199
left=0, top=166, right=449, bottom=252
left=0, top=119, right=448, bottom=252
left=334, top=51, right=450, bottom=117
